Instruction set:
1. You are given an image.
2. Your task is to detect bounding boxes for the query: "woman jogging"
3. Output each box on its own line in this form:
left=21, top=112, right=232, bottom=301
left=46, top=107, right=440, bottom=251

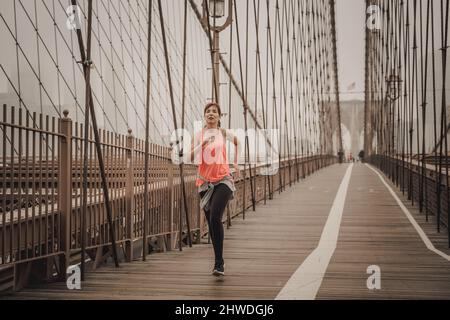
left=190, top=102, right=241, bottom=277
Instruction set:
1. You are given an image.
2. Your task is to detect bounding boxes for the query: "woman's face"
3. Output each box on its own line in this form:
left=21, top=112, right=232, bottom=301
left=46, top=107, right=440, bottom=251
left=204, top=105, right=220, bottom=127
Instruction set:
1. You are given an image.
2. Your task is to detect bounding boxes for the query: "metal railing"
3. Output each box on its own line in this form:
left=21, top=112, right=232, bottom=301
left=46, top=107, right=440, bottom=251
left=369, top=155, right=449, bottom=239
left=1, top=104, right=65, bottom=265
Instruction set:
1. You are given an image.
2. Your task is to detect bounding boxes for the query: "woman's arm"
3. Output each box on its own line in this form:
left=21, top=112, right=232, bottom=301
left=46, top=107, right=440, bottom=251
left=223, top=129, right=241, bottom=179
left=233, top=135, right=240, bottom=165
left=190, top=136, right=197, bottom=163
left=233, top=135, right=241, bottom=179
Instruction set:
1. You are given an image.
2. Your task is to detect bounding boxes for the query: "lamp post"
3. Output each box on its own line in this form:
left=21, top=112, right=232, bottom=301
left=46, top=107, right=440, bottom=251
left=386, top=72, right=402, bottom=150
left=385, top=72, right=402, bottom=172
left=201, top=0, right=233, bottom=103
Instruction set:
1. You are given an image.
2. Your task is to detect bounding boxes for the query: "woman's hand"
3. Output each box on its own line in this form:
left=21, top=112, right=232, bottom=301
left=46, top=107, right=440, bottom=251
left=201, top=135, right=215, bottom=148
left=233, top=164, right=241, bottom=180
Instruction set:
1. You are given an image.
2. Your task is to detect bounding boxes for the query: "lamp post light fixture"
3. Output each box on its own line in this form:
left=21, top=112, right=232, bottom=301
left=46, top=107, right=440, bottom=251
left=201, top=0, right=233, bottom=104
left=208, top=0, right=226, bottom=18
left=386, top=73, right=402, bottom=101
left=385, top=72, right=402, bottom=156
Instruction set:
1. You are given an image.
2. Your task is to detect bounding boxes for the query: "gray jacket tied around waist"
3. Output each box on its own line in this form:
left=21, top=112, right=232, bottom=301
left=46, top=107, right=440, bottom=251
left=198, top=175, right=236, bottom=212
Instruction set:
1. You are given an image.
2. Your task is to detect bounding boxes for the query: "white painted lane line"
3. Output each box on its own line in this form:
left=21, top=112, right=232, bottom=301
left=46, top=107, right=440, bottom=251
left=366, top=164, right=450, bottom=262
left=276, top=164, right=354, bottom=300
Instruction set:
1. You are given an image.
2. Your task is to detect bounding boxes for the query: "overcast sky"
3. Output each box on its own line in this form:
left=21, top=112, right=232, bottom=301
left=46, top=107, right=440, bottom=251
left=336, top=0, right=365, bottom=101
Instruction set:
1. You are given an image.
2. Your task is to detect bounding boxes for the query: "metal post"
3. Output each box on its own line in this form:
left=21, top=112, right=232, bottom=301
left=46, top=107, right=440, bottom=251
left=58, top=110, right=72, bottom=280
left=125, top=130, right=134, bottom=262
left=167, top=163, right=174, bottom=250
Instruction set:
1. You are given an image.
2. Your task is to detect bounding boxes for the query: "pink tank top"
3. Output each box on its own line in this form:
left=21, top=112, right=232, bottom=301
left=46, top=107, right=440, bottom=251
left=195, top=128, right=231, bottom=187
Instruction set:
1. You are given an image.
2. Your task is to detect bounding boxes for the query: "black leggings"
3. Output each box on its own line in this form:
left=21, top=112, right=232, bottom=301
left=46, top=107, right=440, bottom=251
left=200, top=184, right=232, bottom=266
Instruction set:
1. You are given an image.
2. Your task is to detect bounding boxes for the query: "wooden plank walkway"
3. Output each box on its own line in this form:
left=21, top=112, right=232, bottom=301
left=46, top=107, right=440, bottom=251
left=316, top=164, right=450, bottom=300
left=2, top=163, right=450, bottom=300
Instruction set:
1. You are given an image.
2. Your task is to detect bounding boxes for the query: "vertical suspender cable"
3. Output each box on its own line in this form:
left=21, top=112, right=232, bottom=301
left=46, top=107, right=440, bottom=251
left=413, top=0, right=421, bottom=208
left=233, top=0, right=256, bottom=218
left=430, top=0, right=440, bottom=228
left=179, top=0, right=190, bottom=250
left=437, top=0, right=450, bottom=243
left=437, top=0, right=449, bottom=234
left=420, top=0, right=431, bottom=216
left=227, top=1, right=234, bottom=227
left=267, top=0, right=280, bottom=198
left=253, top=0, right=270, bottom=203
left=80, top=0, right=93, bottom=280
left=156, top=0, right=192, bottom=249
left=244, top=0, right=257, bottom=211
left=330, top=0, right=343, bottom=159
left=143, top=0, right=153, bottom=260
left=275, top=0, right=285, bottom=192
left=72, top=0, right=120, bottom=279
